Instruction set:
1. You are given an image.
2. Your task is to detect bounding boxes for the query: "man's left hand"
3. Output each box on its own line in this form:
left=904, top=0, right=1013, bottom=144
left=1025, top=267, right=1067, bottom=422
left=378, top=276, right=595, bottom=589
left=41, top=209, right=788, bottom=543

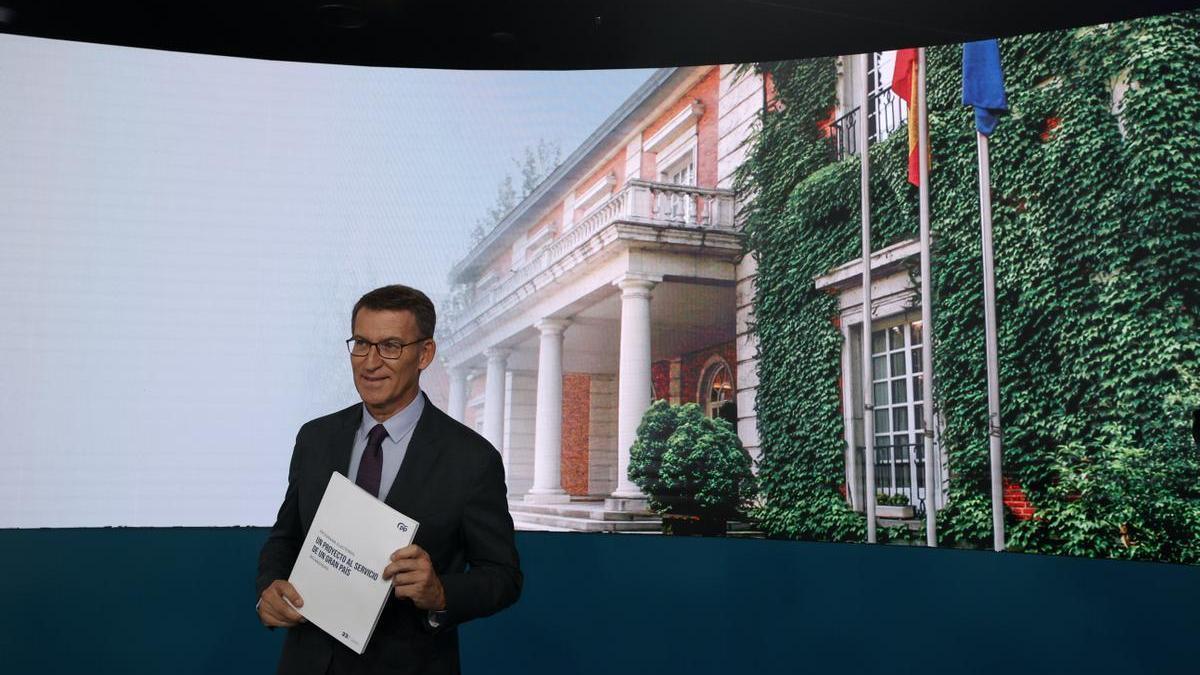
left=382, top=544, right=446, bottom=610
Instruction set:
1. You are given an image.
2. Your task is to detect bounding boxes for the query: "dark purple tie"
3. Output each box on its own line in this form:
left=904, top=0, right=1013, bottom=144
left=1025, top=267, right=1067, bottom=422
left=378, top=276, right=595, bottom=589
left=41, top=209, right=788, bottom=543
left=356, top=424, right=388, bottom=497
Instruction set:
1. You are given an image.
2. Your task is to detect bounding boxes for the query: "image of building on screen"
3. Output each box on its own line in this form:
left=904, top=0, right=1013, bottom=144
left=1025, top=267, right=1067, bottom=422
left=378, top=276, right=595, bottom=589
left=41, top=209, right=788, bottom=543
left=439, top=65, right=756, bottom=532
left=440, top=10, right=1200, bottom=562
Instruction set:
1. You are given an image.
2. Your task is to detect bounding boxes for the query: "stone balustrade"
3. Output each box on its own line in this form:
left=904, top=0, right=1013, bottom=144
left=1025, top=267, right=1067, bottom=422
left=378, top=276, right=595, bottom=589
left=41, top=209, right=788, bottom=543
left=448, top=180, right=737, bottom=333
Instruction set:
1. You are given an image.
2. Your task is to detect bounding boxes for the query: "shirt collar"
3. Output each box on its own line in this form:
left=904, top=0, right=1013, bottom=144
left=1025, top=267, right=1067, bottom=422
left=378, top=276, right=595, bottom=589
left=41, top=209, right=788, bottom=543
left=359, top=391, right=425, bottom=445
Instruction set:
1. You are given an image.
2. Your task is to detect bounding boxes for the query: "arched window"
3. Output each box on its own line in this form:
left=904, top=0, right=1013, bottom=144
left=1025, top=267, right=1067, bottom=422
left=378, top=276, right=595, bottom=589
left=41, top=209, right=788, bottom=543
left=700, top=358, right=736, bottom=422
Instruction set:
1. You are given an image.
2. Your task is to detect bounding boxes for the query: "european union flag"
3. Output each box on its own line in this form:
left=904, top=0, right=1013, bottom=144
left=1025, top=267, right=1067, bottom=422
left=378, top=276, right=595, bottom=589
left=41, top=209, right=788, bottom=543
left=962, top=39, right=1008, bottom=136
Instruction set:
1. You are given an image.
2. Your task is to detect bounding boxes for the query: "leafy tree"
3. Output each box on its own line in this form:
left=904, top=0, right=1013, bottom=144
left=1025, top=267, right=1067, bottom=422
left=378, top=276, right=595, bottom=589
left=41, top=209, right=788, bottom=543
left=469, top=139, right=562, bottom=246
left=517, top=138, right=562, bottom=197
left=469, top=174, right=517, bottom=246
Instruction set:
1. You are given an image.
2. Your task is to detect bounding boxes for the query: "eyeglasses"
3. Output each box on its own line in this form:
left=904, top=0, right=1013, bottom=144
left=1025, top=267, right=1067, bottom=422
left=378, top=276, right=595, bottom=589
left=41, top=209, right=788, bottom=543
left=345, top=336, right=429, bottom=360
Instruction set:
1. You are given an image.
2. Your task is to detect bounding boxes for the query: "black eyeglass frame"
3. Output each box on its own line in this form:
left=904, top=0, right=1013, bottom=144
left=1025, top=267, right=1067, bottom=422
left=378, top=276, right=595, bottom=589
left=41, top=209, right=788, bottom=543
left=345, top=336, right=430, bottom=360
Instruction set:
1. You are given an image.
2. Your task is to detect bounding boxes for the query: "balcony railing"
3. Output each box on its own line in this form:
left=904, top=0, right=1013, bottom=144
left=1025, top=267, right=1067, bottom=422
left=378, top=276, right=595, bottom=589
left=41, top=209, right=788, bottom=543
left=827, top=88, right=908, bottom=162
left=854, top=442, right=928, bottom=518
left=448, top=180, right=738, bottom=332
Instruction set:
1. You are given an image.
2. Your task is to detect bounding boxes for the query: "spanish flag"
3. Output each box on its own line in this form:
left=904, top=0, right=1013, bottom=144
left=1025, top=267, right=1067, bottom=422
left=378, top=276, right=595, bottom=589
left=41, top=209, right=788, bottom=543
left=891, top=48, right=920, bottom=186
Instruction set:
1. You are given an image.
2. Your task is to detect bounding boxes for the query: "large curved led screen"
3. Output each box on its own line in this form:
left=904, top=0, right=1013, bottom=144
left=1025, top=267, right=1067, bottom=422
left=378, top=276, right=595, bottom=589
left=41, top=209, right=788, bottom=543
left=3, top=10, right=1199, bottom=566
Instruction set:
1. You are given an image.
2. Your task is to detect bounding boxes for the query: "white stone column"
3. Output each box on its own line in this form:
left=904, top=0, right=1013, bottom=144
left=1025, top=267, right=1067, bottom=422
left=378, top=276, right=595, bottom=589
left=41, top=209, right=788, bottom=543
left=526, top=319, right=571, bottom=503
left=502, top=371, right=538, bottom=497
left=483, top=348, right=509, bottom=452
left=446, top=366, right=468, bottom=423
left=609, top=276, right=656, bottom=507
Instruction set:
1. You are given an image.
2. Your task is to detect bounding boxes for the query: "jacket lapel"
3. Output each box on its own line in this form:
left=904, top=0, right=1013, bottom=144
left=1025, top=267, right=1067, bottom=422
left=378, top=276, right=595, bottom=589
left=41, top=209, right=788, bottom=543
left=332, top=403, right=363, bottom=479
left=382, top=401, right=443, bottom=513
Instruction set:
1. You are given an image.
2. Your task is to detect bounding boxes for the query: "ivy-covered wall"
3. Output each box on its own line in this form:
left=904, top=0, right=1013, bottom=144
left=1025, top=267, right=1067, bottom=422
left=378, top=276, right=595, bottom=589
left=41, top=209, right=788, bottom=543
left=737, top=11, right=1200, bottom=561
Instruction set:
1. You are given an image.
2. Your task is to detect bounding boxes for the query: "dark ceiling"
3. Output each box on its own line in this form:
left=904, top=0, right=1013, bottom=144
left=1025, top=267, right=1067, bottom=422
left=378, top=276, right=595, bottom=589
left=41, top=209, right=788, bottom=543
left=1, top=0, right=1198, bottom=70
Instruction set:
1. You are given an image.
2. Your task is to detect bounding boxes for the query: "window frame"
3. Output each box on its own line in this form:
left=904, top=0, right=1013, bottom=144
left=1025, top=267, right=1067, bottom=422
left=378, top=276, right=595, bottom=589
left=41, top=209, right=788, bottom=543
left=698, top=356, right=735, bottom=420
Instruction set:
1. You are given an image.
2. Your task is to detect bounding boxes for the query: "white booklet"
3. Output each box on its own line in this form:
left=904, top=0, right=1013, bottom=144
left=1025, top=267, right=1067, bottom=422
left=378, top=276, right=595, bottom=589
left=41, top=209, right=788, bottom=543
left=288, top=472, right=420, bottom=654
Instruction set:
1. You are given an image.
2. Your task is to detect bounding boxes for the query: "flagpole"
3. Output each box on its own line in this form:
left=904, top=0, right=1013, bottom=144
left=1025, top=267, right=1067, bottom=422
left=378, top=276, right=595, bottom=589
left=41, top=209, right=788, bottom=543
left=976, top=130, right=1005, bottom=552
left=859, top=52, right=878, bottom=544
left=917, top=47, right=937, bottom=547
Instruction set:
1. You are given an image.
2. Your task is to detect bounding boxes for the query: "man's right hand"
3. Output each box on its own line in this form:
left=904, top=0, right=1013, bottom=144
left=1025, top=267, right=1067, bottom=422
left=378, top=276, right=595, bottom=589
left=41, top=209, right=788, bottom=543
left=258, top=580, right=306, bottom=628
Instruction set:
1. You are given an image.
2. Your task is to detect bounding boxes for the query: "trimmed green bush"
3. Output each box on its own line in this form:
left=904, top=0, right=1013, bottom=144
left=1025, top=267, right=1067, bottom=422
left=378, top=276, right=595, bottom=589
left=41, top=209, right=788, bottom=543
left=628, top=400, right=758, bottom=517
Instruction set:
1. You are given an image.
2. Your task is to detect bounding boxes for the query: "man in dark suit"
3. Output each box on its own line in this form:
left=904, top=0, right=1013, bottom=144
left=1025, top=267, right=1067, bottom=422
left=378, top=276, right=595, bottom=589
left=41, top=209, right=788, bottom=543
left=257, top=285, right=522, bottom=675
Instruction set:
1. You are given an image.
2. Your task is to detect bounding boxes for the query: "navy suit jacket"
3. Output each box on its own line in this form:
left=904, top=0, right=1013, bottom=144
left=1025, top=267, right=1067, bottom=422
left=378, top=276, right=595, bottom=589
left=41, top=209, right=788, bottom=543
left=257, top=399, right=522, bottom=675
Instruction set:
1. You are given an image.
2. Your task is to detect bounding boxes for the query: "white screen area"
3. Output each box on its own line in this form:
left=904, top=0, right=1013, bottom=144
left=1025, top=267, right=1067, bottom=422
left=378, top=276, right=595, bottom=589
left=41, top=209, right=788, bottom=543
left=0, top=35, right=652, bottom=527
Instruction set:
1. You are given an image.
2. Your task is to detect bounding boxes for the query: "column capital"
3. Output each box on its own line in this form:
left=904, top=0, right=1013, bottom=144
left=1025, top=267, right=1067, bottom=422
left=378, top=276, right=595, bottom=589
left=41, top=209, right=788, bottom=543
left=613, top=274, right=659, bottom=297
left=484, top=347, right=511, bottom=362
left=534, top=318, right=571, bottom=335
left=445, top=364, right=470, bottom=378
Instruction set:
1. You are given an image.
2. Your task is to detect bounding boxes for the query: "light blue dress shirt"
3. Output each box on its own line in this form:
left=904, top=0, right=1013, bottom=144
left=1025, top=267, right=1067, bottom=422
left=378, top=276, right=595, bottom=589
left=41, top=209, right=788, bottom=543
left=347, top=391, right=425, bottom=499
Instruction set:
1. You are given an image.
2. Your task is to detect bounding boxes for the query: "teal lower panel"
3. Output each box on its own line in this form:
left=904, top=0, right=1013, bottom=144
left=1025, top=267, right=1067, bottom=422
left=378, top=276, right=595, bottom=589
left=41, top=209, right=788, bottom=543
left=1, top=529, right=1196, bottom=674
